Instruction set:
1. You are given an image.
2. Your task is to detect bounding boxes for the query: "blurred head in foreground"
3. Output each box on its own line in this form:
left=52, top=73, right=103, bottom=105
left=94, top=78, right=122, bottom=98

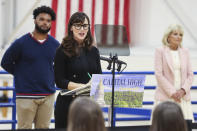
left=67, top=97, right=106, bottom=131
left=150, top=101, right=187, bottom=131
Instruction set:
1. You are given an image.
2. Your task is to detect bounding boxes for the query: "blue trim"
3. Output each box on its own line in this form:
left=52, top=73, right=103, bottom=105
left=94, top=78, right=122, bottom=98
left=0, top=103, right=15, bottom=107
left=0, top=120, right=16, bottom=124
left=1, top=70, right=197, bottom=129
left=0, top=87, right=15, bottom=90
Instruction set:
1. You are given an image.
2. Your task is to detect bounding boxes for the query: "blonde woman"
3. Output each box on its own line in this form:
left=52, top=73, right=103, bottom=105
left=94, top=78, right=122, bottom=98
left=154, top=24, right=194, bottom=120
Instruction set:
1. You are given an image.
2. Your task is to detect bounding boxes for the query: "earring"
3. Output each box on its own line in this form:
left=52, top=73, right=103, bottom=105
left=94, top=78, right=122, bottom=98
left=167, top=38, right=170, bottom=43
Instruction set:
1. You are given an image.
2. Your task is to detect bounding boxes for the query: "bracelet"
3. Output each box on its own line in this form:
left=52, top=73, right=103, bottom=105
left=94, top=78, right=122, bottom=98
left=180, top=88, right=186, bottom=95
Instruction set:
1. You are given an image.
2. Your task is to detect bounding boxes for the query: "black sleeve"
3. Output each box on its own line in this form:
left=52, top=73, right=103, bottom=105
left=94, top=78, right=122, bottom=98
left=94, top=46, right=102, bottom=74
left=54, top=47, right=70, bottom=89
left=1, top=40, right=21, bottom=74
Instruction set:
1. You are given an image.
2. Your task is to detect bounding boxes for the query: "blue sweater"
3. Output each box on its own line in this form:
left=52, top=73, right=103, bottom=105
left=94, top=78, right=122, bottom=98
left=1, top=33, right=60, bottom=98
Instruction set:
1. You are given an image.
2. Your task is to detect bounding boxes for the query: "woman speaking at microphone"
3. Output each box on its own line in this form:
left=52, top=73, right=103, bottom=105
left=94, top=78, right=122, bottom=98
left=54, top=12, right=102, bottom=129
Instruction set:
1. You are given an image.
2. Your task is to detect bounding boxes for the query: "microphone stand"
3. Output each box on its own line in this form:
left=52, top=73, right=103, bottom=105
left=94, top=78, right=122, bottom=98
left=108, top=53, right=118, bottom=127
left=103, top=53, right=126, bottom=127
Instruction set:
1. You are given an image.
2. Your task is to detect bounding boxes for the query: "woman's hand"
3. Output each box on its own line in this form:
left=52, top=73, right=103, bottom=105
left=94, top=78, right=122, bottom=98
left=67, top=78, right=92, bottom=91
left=85, top=78, right=92, bottom=87
left=171, top=93, right=181, bottom=103
left=171, top=89, right=185, bottom=103
left=68, top=82, right=86, bottom=90
left=176, top=88, right=186, bottom=98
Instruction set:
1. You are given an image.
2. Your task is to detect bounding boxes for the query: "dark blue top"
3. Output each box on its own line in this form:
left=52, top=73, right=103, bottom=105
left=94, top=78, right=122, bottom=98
left=1, top=33, right=60, bottom=97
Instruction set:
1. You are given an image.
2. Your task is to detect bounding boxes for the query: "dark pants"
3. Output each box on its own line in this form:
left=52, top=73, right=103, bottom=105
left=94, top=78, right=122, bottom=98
left=54, top=94, right=76, bottom=129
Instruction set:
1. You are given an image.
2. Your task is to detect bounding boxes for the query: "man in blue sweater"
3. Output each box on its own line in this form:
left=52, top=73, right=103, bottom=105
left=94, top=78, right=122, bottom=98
left=1, top=6, right=60, bottom=129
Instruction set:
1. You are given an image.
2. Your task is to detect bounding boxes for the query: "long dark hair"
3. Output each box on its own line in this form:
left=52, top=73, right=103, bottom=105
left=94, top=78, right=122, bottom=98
left=67, top=97, right=106, bottom=131
left=150, top=101, right=187, bottom=131
left=61, top=12, right=93, bottom=57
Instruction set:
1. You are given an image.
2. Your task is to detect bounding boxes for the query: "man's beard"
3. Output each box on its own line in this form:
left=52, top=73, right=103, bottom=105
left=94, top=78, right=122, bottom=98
left=35, top=24, right=51, bottom=34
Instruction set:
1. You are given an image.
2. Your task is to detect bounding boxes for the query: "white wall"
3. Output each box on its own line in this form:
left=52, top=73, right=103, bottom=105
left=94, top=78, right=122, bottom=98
left=130, top=0, right=151, bottom=47
left=0, top=0, right=14, bottom=49
left=0, top=0, right=3, bottom=47
left=130, top=0, right=197, bottom=50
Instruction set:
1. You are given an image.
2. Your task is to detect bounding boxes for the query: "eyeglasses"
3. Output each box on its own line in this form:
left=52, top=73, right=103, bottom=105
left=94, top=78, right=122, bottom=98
left=73, top=24, right=90, bottom=30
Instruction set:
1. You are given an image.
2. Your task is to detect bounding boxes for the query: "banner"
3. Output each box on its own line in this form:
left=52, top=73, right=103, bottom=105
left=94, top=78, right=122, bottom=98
left=90, top=74, right=145, bottom=108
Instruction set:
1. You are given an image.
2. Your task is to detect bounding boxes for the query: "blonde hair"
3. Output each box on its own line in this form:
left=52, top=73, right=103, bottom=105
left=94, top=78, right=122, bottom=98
left=162, top=24, right=184, bottom=47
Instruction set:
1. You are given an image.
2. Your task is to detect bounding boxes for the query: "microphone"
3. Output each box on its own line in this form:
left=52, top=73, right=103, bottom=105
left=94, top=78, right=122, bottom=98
left=100, top=56, right=126, bottom=65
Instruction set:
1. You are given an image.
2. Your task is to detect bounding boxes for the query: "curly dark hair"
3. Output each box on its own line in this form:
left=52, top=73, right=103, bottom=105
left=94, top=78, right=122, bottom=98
left=61, top=12, right=93, bottom=57
left=33, top=5, right=56, bottom=21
